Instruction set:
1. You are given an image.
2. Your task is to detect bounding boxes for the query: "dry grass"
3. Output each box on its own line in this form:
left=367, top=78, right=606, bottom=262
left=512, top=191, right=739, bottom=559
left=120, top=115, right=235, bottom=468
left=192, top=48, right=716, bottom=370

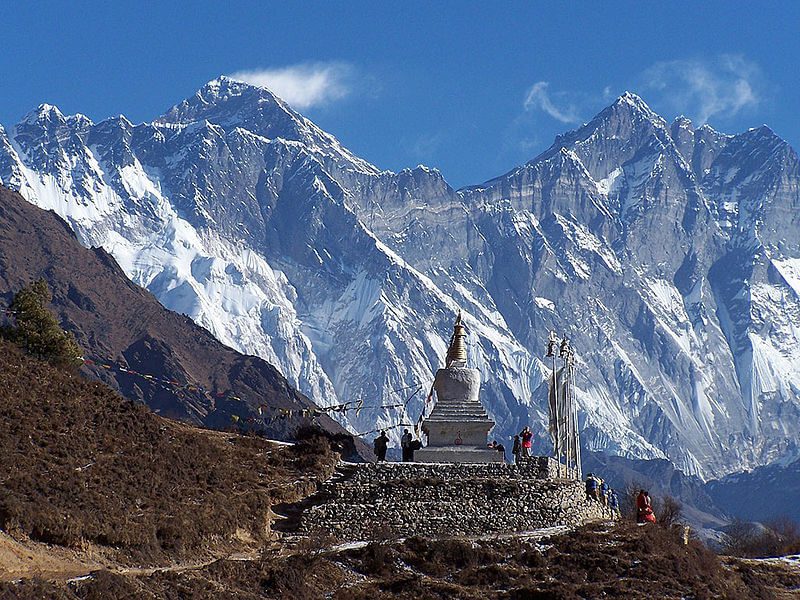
left=1, top=337, right=796, bottom=597
left=6, top=521, right=798, bottom=599
left=0, top=339, right=336, bottom=564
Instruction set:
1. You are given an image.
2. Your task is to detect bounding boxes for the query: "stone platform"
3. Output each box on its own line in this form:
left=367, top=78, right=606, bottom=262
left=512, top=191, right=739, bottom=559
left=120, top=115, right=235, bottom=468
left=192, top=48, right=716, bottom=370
left=415, top=444, right=504, bottom=463
left=291, top=457, right=605, bottom=540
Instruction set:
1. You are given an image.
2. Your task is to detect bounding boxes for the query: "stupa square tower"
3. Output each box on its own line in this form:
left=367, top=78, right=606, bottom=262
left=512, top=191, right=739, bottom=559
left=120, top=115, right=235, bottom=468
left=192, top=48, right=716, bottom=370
left=416, top=313, right=502, bottom=463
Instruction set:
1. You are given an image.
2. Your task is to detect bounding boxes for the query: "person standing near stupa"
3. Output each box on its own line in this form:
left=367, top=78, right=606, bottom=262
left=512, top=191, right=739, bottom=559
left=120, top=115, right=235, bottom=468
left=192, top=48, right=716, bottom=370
left=401, top=428, right=413, bottom=462
left=373, top=430, right=389, bottom=462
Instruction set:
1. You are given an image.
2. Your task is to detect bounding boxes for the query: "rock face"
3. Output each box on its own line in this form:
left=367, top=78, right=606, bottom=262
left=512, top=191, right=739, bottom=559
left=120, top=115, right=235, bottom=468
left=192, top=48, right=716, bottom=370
left=2, top=80, right=800, bottom=479
left=297, top=459, right=606, bottom=540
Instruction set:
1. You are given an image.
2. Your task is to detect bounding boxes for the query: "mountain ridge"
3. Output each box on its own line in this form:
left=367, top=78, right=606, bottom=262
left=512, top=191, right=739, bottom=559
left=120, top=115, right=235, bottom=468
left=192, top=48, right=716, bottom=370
left=0, top=185, right=367, bottom=458
left=2, top=81, right=798, bottom=479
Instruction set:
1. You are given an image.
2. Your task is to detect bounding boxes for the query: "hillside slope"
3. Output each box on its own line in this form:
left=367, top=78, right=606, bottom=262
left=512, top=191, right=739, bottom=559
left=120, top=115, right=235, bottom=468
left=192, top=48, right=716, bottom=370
left=0, top=340, right=797, bottom=597
left=707, top=459, right=800, bottom=523
left=0, top=338, right=337, bottom=575
left=3, top=521, right=798, bottom=599
left=0, top=185, right=366, bottom=456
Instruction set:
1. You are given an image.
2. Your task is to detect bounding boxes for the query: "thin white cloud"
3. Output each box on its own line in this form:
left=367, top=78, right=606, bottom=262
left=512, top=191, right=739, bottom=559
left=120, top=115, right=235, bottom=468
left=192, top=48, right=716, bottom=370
left=523, top=81, right=580, bottom=123
left=228, top=62, right=354, bottom=109
left=643, top=55, right=761, bottom=123
left=411, top=132, right=444, bottom=160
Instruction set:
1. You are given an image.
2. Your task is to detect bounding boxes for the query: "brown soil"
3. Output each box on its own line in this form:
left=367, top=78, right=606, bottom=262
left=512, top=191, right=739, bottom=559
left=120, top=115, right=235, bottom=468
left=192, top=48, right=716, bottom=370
left=0, top=532, right=102, bottom=582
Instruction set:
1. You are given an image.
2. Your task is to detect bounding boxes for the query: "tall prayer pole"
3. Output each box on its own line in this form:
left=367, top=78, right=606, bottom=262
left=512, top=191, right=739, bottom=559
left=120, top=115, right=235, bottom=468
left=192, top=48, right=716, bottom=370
left=546, top=332, right=582, bottom=480
left=560, top=337, right=571, bottom=478
left=546, top=331, right=562, bottom=478
left=569, top=346, right=582, bottom=480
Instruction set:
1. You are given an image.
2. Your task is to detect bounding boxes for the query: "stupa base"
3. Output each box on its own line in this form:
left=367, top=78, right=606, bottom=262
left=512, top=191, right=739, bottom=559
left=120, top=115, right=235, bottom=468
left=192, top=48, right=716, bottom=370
left=415, top=445, right=504, bottom=463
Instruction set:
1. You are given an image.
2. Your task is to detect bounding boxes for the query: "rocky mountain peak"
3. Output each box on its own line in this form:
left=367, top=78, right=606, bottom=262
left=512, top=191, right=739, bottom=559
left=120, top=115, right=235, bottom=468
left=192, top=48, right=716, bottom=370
left=535, top=92, right=673, bottom=183
left=670, top=116, right=697, bottom=165
left=155, top=78, right=379, bottom=177
left=672, top=115, right=694, bottom=130
left=2, top=83, right=800, bottom=482
left=157, top=76, right=291, bottom=130
left=613, top=91, right=658, bottom=115
left=601, top=91, right=666, bottom=127
left=22, top=103, right=66, bottom=126
left=741, top=124, right=788, bottom=151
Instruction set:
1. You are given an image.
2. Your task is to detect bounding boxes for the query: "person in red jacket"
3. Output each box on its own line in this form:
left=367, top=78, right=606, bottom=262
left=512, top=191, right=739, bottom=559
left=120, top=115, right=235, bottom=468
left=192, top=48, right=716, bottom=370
left=519, top=426, right=533, bottom=457
left=636, top=490, right=656, bottom=523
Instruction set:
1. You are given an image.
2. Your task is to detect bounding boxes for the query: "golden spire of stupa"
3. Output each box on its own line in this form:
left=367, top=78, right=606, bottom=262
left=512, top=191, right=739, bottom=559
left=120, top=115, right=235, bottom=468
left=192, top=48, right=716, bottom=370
left=445, top=311, right=467, bottom=367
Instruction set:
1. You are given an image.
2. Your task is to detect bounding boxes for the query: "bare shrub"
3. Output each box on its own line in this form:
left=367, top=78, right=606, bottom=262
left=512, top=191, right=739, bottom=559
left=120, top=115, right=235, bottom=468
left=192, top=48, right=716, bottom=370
left=621, top=479, right=647, bottom=521
left=293, top=528, right=338, bottom=555
left=721, top=518, right=760, bottom=556
left=358, top=541, right=398, bottom=576
left=656, top=495, right=684, bottom=527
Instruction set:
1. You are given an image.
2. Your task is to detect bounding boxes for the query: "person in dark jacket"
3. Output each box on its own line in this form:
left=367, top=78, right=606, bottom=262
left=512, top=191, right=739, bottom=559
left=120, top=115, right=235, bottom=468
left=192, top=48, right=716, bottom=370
left=607, top=489, right=620, bottom=519
left=600, top=479, right=609, bottom=506
left=409, top=438, right=422, bottom=462
left=373, top=430, right=389, bottom=462
left=401, top=429, right=413, bottom=462
left=490, top=440, right=506, bottom=462
left=585, top=473, right=599, bottom=501
left=511, top=435, right=521, bottom=463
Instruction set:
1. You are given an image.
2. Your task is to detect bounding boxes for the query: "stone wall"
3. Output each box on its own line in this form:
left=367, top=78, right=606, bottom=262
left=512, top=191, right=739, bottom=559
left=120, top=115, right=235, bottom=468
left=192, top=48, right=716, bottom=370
left=298, top=457, right=605, bottom=540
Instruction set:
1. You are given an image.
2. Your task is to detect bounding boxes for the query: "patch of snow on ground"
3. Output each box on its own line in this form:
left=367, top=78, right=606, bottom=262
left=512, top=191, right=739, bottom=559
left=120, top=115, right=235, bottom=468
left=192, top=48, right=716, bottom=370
left=772, top=257, right=800, bottom=299
left=330, top=540, right=370, bottom=552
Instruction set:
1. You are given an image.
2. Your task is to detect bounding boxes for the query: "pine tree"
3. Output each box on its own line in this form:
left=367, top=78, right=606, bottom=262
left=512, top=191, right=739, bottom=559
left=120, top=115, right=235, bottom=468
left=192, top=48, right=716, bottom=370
left=5, top=279, right=82, bottom=369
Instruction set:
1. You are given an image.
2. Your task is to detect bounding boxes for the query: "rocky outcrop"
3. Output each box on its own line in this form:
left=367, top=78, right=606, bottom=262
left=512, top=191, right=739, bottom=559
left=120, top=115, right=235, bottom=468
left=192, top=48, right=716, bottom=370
left=297, top=459, right=605, bottom=540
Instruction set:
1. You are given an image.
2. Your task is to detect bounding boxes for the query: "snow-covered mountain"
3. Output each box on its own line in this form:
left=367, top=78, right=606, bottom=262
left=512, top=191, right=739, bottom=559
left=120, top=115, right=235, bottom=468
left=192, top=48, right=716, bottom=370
left=2, top=78, right=799, bottom=479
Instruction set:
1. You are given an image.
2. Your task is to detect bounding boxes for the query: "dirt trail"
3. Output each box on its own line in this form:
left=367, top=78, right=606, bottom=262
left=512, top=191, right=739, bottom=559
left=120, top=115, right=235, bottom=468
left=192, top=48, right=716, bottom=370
left=0, top=532, right=262, bottom=583
left=102, top=550, right=260, bottom=578
left=0, top=532, right=103, bottom=582
left=0, top=521, right=590, bottom=583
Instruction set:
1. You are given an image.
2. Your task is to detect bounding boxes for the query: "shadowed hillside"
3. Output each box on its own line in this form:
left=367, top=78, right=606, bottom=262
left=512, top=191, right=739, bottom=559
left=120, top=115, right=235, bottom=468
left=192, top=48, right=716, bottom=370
left=0, top=185, right=367, bottom=458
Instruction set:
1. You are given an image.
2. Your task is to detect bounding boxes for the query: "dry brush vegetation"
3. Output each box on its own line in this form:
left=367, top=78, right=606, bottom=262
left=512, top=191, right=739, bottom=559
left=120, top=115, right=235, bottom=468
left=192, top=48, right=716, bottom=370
left=0, top=339, right=337, bottom=565
left=5, top=521, right=798, bottom=599
left=0, top=338, right=797, bottom=598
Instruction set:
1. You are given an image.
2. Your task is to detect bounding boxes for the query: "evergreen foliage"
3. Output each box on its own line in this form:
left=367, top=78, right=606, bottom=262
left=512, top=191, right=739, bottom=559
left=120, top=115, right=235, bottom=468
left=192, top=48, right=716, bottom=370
left=3, top=279, right=82, bottom=368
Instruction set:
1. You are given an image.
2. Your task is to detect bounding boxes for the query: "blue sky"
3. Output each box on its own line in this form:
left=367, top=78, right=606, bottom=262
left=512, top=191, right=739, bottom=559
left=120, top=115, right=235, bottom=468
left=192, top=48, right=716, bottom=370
left=2, top=2, right=798, bottom=187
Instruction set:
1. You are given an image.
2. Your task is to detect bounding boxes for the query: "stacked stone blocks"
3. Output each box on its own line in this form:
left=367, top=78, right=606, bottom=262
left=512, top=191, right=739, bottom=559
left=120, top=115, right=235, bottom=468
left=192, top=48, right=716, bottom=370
left=298, top=457, right=605, bottom=540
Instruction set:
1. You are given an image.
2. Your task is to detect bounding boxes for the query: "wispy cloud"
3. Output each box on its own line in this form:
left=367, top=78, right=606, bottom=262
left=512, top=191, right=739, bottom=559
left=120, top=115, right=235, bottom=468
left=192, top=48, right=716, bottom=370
left=523, top=82, right=581, bottom=123
left=410, top=132, right=444, bottom=161
left=642, top=55, right=762, bottom=123
left=228, top=62, right=354, bottom=109
left=399, top=131, right=446, bottom=165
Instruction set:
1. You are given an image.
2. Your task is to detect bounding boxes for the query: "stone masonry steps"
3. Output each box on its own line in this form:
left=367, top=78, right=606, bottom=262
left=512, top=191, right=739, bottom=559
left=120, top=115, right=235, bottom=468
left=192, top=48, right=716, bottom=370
left=271, top=462, right=359, bottom=534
